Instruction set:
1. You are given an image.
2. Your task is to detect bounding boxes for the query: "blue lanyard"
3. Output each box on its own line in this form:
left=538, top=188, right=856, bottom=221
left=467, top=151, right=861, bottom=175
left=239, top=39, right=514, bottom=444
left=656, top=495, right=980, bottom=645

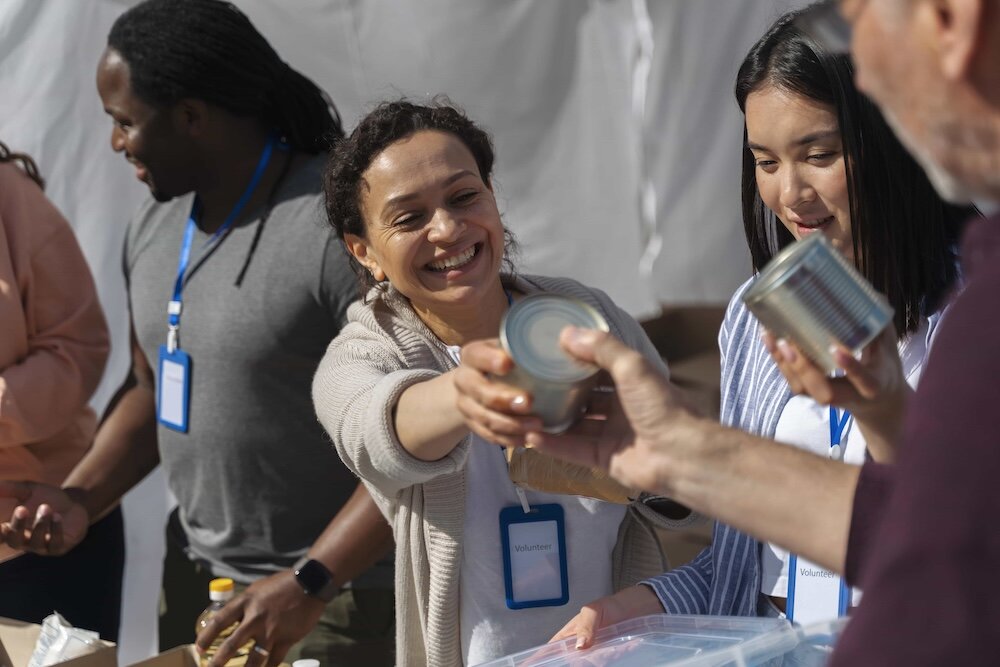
left=166, top=134, right=277, bottom=352
left=829, top=406, right=851, bottom=459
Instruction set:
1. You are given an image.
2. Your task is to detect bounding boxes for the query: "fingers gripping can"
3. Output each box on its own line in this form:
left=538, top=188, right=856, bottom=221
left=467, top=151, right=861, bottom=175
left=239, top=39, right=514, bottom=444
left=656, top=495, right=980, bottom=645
left=742, top=234, right=894, bottom=374
left=499, top=294, right=610, bottom=433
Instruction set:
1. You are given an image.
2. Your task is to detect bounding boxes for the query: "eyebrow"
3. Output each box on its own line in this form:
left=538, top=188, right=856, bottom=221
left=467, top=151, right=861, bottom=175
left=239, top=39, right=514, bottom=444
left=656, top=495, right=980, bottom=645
left=383, top=170, right=478, bottom=208
left=747, top=129, right=840, bottom=152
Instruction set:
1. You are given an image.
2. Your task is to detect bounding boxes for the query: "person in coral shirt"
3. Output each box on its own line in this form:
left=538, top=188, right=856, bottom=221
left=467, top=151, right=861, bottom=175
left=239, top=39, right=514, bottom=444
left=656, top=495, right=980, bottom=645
left=0, top=143, right=118, bottom=640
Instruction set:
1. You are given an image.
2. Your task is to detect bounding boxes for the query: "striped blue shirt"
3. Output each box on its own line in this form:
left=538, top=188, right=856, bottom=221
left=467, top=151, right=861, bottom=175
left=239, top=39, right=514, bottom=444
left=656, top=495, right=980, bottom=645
left=642, top=277, right=941, bottom=616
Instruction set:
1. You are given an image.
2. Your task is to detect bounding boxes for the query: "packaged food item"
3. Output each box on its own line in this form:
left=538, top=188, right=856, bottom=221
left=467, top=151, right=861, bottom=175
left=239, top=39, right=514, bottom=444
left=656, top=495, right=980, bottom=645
left=195, top=579, right=251, bottom=667
left=506, top=446, right=636, bottom=504
left=27, top=613, right=101, bottom=667
left=742, top=233, right=893, bottom=373
left=499, top=293, right=609, bottom=432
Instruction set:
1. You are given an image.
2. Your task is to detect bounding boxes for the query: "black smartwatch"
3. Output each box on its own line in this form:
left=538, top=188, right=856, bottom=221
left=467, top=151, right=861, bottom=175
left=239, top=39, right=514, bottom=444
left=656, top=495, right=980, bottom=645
left=292, top=556, right=339, bottom=602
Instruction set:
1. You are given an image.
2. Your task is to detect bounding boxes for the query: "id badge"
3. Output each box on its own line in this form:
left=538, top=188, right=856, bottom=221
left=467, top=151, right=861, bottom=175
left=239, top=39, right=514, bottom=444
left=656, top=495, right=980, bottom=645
left=787, top=553, right=850, bottom=624
left=499, top=503, right=568, bottom=610
left=157, top=345, right=191, bottom=433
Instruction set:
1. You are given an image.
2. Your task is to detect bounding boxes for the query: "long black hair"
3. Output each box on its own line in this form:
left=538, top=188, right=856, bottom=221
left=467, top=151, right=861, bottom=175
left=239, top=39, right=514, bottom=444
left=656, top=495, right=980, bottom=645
left=735, top=8, right=974, bottom=335
left=108, top=0, right=342, bottom=153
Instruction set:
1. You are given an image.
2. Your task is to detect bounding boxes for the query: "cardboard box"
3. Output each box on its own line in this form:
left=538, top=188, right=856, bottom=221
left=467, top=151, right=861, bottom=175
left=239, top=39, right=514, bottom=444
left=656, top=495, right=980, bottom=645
left=0, top=618, right=116, bottom=667
left=126, top=646, right=287, bottom=667
left=127, top=645, right=198, bottom=667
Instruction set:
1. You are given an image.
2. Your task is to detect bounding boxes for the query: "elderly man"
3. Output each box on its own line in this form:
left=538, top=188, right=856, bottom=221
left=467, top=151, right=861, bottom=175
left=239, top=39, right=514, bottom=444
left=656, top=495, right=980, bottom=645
left=457, top=0, right=1000, bottom=663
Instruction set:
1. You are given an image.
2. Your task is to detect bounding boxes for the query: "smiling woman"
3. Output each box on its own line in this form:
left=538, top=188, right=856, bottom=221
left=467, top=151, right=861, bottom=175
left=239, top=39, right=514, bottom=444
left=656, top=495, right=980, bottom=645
left=313, top=100, right=679, bottom=667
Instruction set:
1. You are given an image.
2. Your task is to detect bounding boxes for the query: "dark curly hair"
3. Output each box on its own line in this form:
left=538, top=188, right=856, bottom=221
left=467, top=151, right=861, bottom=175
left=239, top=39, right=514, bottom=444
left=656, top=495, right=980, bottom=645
left=324, top=99, right=517, bottom=296
left=108, top=0, right=342, bottom=154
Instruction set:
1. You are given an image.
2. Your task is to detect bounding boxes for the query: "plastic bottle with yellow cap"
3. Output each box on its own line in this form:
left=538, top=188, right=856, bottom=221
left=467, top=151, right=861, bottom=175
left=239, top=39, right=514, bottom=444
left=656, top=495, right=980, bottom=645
left=195, top=578, right=253, bottom=667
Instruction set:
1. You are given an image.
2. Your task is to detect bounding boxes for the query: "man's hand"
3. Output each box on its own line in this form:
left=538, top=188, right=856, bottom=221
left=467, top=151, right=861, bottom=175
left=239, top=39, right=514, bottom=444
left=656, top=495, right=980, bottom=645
left=196, top=570, right=326, bottom=667
left=0, top=481, right=89, bottom=555
left=524, top=326, right=699, bottom=497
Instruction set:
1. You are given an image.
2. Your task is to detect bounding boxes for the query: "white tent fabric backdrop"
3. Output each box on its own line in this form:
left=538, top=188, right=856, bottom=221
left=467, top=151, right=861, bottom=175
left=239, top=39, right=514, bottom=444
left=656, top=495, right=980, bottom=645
left=0, top=0, right=803, bottom=661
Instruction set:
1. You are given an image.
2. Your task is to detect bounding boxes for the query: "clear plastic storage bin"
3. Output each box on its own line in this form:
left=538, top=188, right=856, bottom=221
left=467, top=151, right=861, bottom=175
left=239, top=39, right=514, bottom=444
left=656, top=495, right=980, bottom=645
left=766, top=617, right=851, bottom=666
left=473, top=614, right=800, bottom=667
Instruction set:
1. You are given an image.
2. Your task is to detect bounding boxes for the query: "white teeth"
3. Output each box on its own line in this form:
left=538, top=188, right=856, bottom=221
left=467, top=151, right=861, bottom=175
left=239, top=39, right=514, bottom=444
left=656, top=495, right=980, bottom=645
left=428, top=245, right=477, bottom=271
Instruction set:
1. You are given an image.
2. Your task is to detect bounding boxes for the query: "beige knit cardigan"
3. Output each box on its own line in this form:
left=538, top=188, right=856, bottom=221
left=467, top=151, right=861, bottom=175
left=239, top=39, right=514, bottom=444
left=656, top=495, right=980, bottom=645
left=313, top=274, right=688, bottom=667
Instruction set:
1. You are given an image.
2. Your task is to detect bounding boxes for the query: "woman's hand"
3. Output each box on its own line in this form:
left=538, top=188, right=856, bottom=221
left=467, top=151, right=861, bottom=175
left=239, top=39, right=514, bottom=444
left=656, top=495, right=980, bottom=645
left=0, top=481, right=90, bottom=555
left=453, top=339, right=544, bottom=447
left=550, top=585, right=664, bottom=650
left=763, top=326, right=912, bottom=461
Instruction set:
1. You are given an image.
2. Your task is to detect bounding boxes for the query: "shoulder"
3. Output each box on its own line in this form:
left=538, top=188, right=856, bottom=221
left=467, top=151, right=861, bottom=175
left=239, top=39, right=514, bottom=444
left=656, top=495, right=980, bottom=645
left=724, top=277, right=755, bottom=327
left=124, top=195, right=189, bottom=261
left=332, top=291, right=442, bottom=367
left=271, top=158, right=328, bottom=230
left=720, top=276, right=758, bottom=349
left=0, top=164, right=75, bottom=253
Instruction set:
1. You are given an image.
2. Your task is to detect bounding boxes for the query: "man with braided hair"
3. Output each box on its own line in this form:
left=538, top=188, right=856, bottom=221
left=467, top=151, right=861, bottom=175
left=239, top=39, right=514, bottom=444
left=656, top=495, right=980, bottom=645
left=0, top=1, right=394, bottom=665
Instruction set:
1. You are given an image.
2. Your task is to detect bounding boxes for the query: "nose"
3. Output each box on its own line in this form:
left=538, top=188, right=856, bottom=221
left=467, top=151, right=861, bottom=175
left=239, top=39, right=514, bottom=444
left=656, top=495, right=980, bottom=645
left=110, top=125, right=126, bottom=153
left=778, top=164, right=815, bottom=210
left=426, top=209, right=465, bottom=243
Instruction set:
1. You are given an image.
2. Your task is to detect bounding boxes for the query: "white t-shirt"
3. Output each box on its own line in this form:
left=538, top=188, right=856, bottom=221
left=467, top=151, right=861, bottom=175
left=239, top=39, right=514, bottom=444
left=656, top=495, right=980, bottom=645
left=446, top=347, right=625, bottom=666
left=761, top=319, right=931, bottom=605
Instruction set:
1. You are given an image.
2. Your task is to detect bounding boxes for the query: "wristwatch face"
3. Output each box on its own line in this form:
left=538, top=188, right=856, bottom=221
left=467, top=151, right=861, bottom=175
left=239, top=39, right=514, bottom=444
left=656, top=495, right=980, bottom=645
left=295, top=559, right=332, bottom=595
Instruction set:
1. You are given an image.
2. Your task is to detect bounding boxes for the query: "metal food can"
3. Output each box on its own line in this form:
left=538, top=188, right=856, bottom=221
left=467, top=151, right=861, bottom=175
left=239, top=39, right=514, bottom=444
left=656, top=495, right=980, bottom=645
left=742, top=234, right=894, bottom=374
left=499, top=293, right=610, bottom=433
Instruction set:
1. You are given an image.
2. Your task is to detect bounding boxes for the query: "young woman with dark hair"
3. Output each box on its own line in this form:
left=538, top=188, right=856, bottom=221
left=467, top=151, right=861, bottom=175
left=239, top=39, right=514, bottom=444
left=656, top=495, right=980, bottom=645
left=545, top=7, right=976, bottom=647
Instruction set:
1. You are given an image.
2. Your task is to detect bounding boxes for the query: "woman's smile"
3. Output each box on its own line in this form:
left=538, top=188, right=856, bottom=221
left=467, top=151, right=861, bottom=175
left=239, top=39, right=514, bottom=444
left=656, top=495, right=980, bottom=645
left=426, top=242, right=482, bottom=273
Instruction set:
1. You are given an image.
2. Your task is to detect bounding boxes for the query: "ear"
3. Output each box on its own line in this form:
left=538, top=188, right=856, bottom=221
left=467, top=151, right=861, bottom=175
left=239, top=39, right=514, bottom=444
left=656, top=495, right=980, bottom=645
left=344, top=233, right=386, bottom=282
left=932, top=0, right=983, bottom=81
left=171, top=98, right=210, bottom=138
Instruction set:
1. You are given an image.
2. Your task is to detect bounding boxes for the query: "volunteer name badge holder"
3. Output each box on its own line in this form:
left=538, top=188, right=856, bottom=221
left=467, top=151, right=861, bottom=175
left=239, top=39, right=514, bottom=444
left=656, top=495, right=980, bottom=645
left=499, top=502, right=569, bottom=610
left=786, top=405, right=854, bottom=624
left=157, top=302, right=192, bottom=433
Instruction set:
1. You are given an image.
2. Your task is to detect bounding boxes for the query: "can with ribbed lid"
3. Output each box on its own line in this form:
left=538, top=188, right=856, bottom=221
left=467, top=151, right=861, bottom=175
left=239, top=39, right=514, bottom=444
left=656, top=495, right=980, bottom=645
left=742, top=233, right=894, bottom=373
left=499, top=293, right=609, bottom=433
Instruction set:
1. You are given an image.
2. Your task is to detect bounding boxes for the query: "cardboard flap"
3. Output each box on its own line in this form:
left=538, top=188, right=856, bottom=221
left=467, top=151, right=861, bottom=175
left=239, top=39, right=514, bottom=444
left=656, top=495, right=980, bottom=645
left=0, top=628, right=14, bottom=667
left=0, top=618, right=115, bottom=667
left=126, top=645, right=199, bottom=667
left=0, top=618, right=40, bottom=667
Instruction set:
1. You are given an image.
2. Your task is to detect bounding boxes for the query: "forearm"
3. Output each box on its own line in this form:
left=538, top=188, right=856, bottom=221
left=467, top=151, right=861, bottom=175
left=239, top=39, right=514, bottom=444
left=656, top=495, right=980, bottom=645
left=304, top=483, right=393, bottom=588
left=62, top=380, right=159, bottom=521
left=394, top=371, right=468, bottom=462
left=664, top=420, right=859, bottom=574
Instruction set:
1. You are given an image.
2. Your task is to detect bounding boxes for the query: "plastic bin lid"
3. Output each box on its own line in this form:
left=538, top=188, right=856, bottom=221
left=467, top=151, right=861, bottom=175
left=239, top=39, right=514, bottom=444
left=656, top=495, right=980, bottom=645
left=473, top=614, right=800, bottom=667
left=769, top=617, right=851, bottom=666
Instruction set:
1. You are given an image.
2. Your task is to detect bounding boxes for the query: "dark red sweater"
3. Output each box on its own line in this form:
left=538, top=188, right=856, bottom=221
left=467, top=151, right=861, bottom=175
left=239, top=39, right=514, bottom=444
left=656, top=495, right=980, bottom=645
left=831, top=214, right=1000, bottom=665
